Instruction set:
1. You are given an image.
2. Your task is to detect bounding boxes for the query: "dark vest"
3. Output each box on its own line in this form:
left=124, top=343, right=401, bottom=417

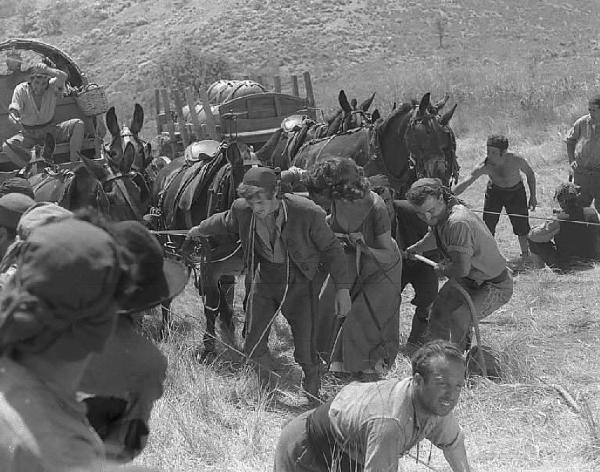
left=555, top=218, right=600, bottom=259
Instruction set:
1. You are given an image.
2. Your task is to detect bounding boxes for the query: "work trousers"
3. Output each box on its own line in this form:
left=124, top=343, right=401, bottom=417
left=401, top=259, right=438, bottom=345
left=574, top=169, right=600, bottom=213
left=1, top=118, right=85, bottom=166
left=245, top=261, right=320, bottom=370
left=428, top=271, right=513, bottom=350
left=483, top=181, right=530, bottom=236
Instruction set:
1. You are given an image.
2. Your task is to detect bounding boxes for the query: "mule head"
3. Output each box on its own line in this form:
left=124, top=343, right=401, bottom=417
left=405, top=93, right=458, bottom=184
left=105, top=103, right=152, bottom=175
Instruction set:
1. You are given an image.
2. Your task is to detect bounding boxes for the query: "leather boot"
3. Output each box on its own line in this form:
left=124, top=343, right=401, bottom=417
left=407, top=307, right=429, bottom=346
left=301, top=365, right=321, bottom=401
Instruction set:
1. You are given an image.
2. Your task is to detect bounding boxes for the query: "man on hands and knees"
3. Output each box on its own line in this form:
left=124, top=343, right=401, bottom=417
left=528, top=182, right=600, bottom=270
left=274, top=340, right=471, bottom=472
left=406, top=179, right=513, bottom=351
left=186, top=167, right=351, bottom=399
left=1, top=62, right=84, bottom=168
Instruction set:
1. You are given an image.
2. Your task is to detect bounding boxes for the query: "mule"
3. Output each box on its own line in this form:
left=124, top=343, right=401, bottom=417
left=149, top=139, right=250, bottom=356
left=30, top=140, right=150, bottom=221
left=292, top=92, right=458, bottom=195
left=255, top=90, right=380, bottom=171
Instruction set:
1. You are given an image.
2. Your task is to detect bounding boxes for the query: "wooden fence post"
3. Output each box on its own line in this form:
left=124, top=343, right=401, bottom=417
left=291, top=75, right=299, bottom=97
left=303, top=71, right=316, bottom=119
left=184, top=87, right=203, bottom=141
left=160, top=88, right=177, bottom=159
left=154, top=89, right=162, bottom=136
left=172, top=89, right=190, bottom=147
left=199, top=88, right=218, bottom=140
left=273, top=75, right=282, bottom=93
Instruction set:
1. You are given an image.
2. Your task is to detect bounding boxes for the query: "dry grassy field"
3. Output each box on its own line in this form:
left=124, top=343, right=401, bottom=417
left=133, top=127, right=600, bottom=471
left=2, top=1, right=600, bottom=470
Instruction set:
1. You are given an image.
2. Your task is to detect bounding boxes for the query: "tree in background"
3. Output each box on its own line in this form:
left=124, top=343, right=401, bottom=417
left=154, top=41, right=231, bottom=93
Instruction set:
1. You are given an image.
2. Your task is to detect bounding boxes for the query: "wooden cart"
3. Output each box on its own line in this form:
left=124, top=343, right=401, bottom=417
left=154, top=72, right=317, bottom=157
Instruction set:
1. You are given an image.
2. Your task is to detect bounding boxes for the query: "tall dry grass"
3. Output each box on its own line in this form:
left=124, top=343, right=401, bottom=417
left=134, top=57, right=600, bottom=471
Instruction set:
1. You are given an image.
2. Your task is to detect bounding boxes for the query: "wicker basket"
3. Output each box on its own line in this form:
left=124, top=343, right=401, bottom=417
left=75, top=84, right=109, bottom=116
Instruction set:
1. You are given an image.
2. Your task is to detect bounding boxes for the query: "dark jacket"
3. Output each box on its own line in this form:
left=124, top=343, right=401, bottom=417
left=196, top=193, right=351, bottom=289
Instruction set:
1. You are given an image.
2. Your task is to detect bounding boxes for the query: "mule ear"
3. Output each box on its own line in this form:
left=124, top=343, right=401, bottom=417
left=418, top=93, right=431, bottom=116
left=121, top=142, right=135, bottom=173
left=371, top=109, right=381, bottom=122
left=80, top=153, right=106, bottom=181
left=439, top=104, right=457, bottom=126
left=42, top=133, right=55, bottom=161
left=338, top=90, right=352, bottom=114
left=106, top=106, right=120, bottom=138
left=432, top=94, right=449, bottom=113
left=130, top=103, right=144, bottom=135
left=143, top=142, right=153, bottom=168
left=360, top=92, right=376, bottom=112
left=391, top=101, right=397, bottom=111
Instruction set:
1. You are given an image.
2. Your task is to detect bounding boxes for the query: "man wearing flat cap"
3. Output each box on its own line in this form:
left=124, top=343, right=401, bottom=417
left=186, top=166, right=352, bottom=399
left=1, top=62, right=84, bottom=168
left=405, top=178, right=513, bottom=351
left=566, top=95, right=600, bottom=212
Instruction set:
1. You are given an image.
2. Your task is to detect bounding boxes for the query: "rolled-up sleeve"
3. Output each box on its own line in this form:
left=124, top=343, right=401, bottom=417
left=444, top=221, right=474, bottom=256
left=9, top=83, right=25, bottom=113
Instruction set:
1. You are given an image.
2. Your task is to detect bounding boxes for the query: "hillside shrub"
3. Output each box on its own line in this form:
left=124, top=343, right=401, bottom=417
left=154, top=41, right=231, bottom=93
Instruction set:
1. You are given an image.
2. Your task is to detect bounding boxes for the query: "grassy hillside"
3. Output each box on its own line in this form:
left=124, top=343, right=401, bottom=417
left=1, top=0, right=600, bottom=134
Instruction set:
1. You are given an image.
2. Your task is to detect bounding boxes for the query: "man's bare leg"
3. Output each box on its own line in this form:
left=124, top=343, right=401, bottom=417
left=518, top=235, right=530, bottom=258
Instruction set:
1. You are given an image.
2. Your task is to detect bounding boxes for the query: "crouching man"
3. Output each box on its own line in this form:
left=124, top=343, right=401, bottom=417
left=186, top=167, right=351, bottom=399
left=273, top=340, right=471, bottom=472
left=528, top=182, right=600, bottom=270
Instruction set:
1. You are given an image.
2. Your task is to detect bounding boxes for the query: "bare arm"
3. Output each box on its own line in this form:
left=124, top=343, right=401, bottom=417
left=566, top=119, right=581, bottom=168
left=406, top=229, right=437, bottom=255
left=518, top=156, right=537, bottom=209
left=452, top=163, right=487, bottom=195
left=443, top=438, right=471, bottom=472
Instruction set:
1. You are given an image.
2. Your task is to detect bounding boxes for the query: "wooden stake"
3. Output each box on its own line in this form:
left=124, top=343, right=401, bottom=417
left=303, top=71, right=316, bottom=119
left=199, top=87, right=218, bottom=140
left=291, top=75, right=299, bottom=97
left=154, top=89, right=162, bottom=136
left=160, top=88, right=177, bottom=159
left=172, top=89, right=190, bottom=147
left=273, top=75, right=282, bottom=93
left=184, top=87, right=202, bottom=141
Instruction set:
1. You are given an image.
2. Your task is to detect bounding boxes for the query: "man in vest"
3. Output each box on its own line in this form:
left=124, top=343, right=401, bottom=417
left=1, top=63, right=84, bottom=168
left=528, top=182, right=600, bottom=270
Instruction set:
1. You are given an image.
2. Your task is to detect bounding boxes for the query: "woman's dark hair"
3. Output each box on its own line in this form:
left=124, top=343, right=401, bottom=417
left=411, top=340, right=465, bottom=381
left=304, top=157, right=370, bottom=201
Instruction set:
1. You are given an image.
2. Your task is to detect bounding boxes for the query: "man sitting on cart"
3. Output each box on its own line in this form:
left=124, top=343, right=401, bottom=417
left=1, top=62, right=84, bottom=168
